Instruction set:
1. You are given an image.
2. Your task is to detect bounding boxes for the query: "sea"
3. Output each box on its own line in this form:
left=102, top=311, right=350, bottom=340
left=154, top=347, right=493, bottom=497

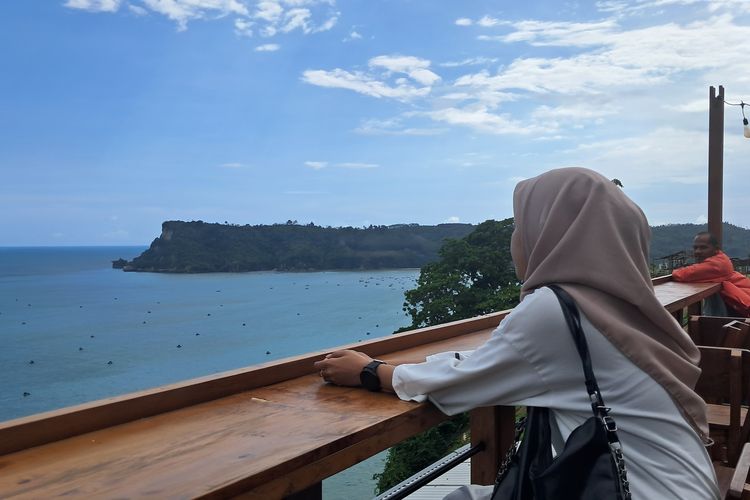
left=0, top=246, right=420, bottom=499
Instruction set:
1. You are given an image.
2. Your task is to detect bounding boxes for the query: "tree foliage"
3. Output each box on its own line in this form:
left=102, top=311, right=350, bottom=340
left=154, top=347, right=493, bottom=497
left=375, top=218, right=521, bottom=494
left=403, top=218, right=521, bottom=328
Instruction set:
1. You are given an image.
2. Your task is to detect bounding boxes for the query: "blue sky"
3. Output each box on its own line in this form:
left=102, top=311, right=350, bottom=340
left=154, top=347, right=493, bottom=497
left=2, top=0, right=750, bottom=245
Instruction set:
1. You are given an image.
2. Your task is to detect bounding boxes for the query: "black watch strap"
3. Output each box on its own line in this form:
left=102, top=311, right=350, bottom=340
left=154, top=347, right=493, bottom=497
left=360, top=360, right=386, bottom=391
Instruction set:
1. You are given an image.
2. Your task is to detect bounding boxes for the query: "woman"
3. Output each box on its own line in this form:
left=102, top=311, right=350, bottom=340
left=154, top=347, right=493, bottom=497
left=314, top=167, right=719, bottom=499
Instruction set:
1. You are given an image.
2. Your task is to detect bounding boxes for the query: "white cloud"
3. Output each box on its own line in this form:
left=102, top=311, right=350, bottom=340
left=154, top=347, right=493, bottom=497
left=302, top=54, right=440, bottom=101
left=424, top=107, right=539, bottom=135
left=477, top=15, right=750, bottom=87
left=64, top=0, right=121, bottom=12
left=314, top=14, right=338, bottom=32
left=302, top=8, right=750, bottom=141
left=369, top=55, right=441, bottom=86
left=354, top=117, right=446, bottom=136
left=667, top=99, right=707, bottom=113
left=369, top=55, right=429, bottom=74
left=446, top=216, right=460, bottom=223
left=531, top=102, right=620, bottom=121
left=255, top=0, right=283, bottom=22
left=254, top=0, right=336, bottom=35
left=344, top=29, right=362, bottom=41
left=219, top=162, right=247, bottom=168
left=477, top=15, right=505, bottom=27
left=140, top=0, right=248, bottom=31
left=301, top=68, right=431, bottom=100
left=234, top=18, right=253, bottom=37
left=440, top=57, right=498, bottom=68
left=568, top=127, right=708, bottom=187
left=304, top=161, right=328, bottom=169
left=255, top=43, right=280, bottom=51
left=68, top=0, right=335, bottom=37
left=695, top=214, right=708, bottom=224
left=128, top=4, right=148, bottom=15
left=281, top=7, right=311, bottom=32
left=499, top=19, right=618, bottom=46
left=336, top=162, right=378, bottom=169
left=596, top=0, right=705, bottom=16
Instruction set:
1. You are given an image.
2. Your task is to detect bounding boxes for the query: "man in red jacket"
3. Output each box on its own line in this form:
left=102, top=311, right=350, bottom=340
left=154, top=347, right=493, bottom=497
left=672, top=232, right=750, bottom=317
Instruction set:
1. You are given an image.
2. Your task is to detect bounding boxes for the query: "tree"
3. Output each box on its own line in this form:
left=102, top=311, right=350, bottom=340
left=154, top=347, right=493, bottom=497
left=403, top=218, right=520, bottom=328
left=375, top=218, right=521, bottom=493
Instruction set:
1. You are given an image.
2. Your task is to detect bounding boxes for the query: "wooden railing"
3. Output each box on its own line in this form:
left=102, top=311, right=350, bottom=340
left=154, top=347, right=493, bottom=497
left=0, top=278, right=721, bottom=499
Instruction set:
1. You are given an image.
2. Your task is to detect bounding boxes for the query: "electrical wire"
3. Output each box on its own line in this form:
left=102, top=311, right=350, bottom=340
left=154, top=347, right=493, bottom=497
left=724, top=100, right=748, bottom=121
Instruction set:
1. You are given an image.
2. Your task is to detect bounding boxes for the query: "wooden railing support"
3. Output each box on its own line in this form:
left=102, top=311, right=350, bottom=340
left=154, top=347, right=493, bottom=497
left=470, top=405, right=516, bottom=485
left=688, top=300, right=703, bottom=318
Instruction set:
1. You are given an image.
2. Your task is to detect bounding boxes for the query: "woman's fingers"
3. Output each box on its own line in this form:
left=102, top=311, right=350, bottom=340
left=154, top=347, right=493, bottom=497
left=313, top=350, right=373, bottom=386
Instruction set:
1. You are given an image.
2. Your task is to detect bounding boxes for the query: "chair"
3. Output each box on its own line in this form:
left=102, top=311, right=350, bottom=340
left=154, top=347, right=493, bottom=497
left=728, top=442, right=750, bottom=498
left=695, top=346, right=750, bottom=467
left=689, top=316, right=750, bottom=349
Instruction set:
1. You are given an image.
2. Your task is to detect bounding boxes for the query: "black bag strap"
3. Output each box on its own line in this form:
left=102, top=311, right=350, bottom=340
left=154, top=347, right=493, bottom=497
left=547, top=285, right=602, bottom=408
left=547, top=285, right=620, bottom=441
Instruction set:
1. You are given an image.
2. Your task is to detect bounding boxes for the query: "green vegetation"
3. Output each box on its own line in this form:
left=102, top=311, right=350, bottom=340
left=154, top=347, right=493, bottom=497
left=115, top=220, right=750, bottom=274
left=115, top=220, right=475, bottom=272
left=651, top=222, right=750, bottom=259
left=401, top=219, right=521, bottom=329
left=374, top=218, right=521, bottom=494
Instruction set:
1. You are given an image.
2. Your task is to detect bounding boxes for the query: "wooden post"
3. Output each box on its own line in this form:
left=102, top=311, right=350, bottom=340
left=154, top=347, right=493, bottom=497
left=708, top=85, right=725, bottom=247
left=470, top=406, right=516, bottom=485
left=687, top=300, right=702, bottom=319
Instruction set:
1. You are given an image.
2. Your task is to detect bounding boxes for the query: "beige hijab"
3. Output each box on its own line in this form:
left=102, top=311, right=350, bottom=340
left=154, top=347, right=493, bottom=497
left=512, top=167, right=708, bottom=439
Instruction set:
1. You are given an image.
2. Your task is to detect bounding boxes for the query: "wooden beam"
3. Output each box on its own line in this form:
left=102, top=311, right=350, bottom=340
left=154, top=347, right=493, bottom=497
left=708, top=85, right=725, bottom=246
left=469, top=406, right=516, bottom=485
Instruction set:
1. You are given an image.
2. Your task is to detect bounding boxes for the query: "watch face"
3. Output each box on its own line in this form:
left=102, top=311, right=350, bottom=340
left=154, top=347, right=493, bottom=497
left=361, top=370, right=380, bottom=390
left=360, top=361, right=383, bottom=391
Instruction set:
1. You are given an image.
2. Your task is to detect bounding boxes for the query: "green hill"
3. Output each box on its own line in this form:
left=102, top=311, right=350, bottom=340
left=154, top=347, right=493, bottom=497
left=115, top=220, right=476, bottom=273
left=114, top=220, right=750, bottom=273
left=650, top=222, right=750, bottom=260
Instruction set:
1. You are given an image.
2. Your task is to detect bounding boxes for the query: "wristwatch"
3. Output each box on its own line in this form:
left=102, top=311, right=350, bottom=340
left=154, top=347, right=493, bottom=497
left=360, top=360, right=386, bottom=391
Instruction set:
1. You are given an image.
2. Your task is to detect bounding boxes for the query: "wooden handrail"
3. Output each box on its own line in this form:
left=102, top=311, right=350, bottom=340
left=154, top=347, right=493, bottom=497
left=0, top=309, right=510, bottom=456
left=0, top=280, right=721, bottom=499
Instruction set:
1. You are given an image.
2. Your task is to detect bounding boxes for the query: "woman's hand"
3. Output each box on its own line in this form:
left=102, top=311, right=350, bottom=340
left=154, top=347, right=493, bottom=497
left=314, top=350, right=372, bottom=387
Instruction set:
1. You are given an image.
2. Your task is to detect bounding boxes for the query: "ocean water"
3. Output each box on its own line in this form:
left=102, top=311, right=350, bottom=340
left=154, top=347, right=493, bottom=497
left=0, top=246, right=417, bottom=498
